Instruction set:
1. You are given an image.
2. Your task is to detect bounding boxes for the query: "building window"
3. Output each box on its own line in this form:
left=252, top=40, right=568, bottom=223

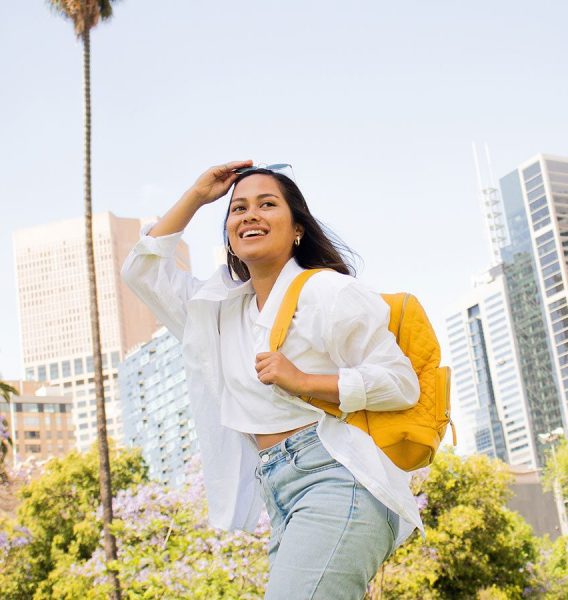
left=38, top=365, right=47, bottom=381
left=546, top=284, right=564, bottom=297
left=50, top=363, right=60, bottom=380
left=74, top=358, right=84, bottom=375
left=534, top=217, right=551, bottom=231
left=25, top=444, right=42, bottom=453
left=531, top=206, right=550, bottom=224
left=24, top=431, right=40, bottom=439
left=62, top=361, right=71, bottom=378
left=522, top=162, right=541, bottom=182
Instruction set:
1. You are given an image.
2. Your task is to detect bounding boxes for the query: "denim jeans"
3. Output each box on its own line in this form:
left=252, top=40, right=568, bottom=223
left=254, top=423, right=400, bottom=600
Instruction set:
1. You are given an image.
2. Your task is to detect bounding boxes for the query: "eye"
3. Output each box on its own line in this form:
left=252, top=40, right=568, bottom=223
left=261, top=201, right=275, bottom=208
left=231, top=205, right=245, bottom=213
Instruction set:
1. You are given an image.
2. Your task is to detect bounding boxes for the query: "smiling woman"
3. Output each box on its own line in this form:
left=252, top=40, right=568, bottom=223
left=120, top=161, right=423, bottom=600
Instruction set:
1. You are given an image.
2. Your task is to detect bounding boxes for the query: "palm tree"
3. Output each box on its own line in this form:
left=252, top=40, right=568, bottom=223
left=46, top=2, right=121, bottom=597
left=0, top=381, right=18, bottom=470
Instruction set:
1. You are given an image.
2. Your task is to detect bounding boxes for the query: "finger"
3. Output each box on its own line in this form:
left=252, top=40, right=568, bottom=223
left=254, top=357, right=274, bottom=373
left=223, top=159, right=254, bottom=171
left=256, top=352, right=274, bottom=362
left=257, top=369, right=273, bottom=385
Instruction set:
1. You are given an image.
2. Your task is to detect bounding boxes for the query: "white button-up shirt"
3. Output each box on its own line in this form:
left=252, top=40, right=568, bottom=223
left=121, top=222, right=425, bottom=547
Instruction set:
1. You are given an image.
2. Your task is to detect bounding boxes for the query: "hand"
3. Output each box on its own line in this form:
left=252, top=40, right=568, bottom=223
left=190, top=160, right=253, bottom=206
left=255, top=352, right=307, bottom=396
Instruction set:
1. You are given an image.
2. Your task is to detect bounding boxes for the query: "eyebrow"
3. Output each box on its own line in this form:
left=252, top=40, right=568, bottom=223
left=230, top=193, right=279, bottom=205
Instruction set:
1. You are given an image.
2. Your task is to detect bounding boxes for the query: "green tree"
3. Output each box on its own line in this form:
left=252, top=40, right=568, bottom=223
left=0, top=443, right=147, bottom=599
left=543, top=437, right=568, bottom=500
left=369, top=450, right=539, bottom=599
left=45, top=1, right=121, bottom=597
left=0, top=453, right=269, bottom=599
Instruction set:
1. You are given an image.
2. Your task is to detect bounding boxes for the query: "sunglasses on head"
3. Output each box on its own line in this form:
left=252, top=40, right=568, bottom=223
left=234, top=163, right=296, bottom=182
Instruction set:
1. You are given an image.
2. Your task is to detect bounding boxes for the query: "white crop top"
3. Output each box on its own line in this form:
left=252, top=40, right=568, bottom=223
left=219, top=290, right=330, bottom=434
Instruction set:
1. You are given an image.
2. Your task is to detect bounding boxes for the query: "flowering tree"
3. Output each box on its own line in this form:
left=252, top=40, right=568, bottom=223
left=50, top=456, right=270, bottom=599
left=0, top=449, right=269, bottom=599
left=0, top=443, right=147, bottom=599
left=4, top=444, right=567, bottom=598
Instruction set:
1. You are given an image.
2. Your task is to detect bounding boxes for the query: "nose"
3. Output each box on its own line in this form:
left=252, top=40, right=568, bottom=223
left=242, top=207, right=260, bottom=222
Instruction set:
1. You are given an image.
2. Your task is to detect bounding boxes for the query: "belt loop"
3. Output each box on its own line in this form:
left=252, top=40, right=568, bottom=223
left=280, top=438, right=292, bottom=461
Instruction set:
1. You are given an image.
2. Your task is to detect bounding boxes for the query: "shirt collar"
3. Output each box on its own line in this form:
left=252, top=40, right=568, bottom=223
left=252, top=257, right=305, bottom=330
left=188, top=258, right=305, bottom=315
left=189, top=265, right=255, bottom=303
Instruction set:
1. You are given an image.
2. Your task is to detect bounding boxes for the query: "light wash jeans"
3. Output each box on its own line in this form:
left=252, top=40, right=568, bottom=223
left=254, top=423, right=400, bottom=600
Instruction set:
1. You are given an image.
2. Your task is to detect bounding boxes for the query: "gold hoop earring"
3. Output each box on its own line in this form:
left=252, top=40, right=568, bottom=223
left=227, top=244, right=236, bottom=257
left=294, top=235, right=301, bottom=247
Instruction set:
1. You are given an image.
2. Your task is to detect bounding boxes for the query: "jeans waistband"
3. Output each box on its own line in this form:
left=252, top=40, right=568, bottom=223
left=258, top=423, right=319, bottom=465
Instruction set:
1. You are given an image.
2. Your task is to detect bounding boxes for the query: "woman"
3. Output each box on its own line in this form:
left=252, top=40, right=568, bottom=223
left=121, top=160, right=424, bottom=599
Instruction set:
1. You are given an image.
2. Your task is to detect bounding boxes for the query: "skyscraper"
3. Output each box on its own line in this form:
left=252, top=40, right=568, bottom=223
left=119, top=327, right=198, bottom=487
left=13, top=212, right=190, bottom=451
left=499, top=155, right=567, bottom=463
left=446, top=265, right=536, bottom=467
left=446, top=153, right=567, bottom=468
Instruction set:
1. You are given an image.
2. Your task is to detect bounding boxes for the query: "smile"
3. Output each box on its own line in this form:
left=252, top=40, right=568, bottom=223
left=240, top=229, right=268, bottom=239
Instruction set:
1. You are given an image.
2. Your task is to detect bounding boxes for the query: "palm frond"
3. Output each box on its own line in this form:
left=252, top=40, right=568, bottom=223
left=0, top=382, right=19, bottom=404
left=46, top=0, right=119, bottom=36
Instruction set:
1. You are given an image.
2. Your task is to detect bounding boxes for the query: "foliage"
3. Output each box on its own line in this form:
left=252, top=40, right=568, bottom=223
left=47, top=456, right=270, bottom=599
left=369, top=450, right=539, bottom=599
left=526, top=535, right=568, bottom=598
left=543, top=437, right=568, bottom=499
left=4, top=444, right=568, bottom=598
left=47, top=0, right=117, bottom=37
left=0, top=450, right=269, bottom=599
left=0, top=443, right=147, bottom=599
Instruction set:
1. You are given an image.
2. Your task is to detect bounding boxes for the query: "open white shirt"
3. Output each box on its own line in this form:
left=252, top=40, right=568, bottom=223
left=121, top=222, right=425, bottom=547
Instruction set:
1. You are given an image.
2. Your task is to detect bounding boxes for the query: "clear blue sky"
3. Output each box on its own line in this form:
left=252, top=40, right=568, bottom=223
left=1, top=1, right=567, bottom=437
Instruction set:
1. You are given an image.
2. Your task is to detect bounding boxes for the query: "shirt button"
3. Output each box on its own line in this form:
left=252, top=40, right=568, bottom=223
left=261, top=454, right=270, bottom=463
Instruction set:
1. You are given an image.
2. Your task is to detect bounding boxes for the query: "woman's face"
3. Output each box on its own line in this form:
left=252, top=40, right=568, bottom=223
left=226, top=174, right=303, bottom=272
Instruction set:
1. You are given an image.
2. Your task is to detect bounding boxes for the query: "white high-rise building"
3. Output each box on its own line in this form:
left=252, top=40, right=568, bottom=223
left=13, top=212, right=190, bottom=451
left=446, top=264, right=537, bottom=468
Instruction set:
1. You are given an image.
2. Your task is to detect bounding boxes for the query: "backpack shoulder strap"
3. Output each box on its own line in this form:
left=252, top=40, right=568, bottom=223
left=269, top=268, right=327, bottom=352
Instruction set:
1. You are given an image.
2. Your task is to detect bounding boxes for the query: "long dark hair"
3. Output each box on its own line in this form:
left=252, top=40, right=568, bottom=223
left=223, top=169, right=359, bottom=281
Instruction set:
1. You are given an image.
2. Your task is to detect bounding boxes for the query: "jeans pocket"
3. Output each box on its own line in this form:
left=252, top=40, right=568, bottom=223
left=291, top=440, right=341, bottom=474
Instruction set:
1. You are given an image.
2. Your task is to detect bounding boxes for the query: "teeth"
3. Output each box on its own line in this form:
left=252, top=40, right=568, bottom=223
left=242, top=230, right=266, bottom=238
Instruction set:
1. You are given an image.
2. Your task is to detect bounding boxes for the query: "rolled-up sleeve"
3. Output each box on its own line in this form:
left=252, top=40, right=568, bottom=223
left=120, top=221, right=200, bottom=342
left=324, top=281, right=420, bottom=413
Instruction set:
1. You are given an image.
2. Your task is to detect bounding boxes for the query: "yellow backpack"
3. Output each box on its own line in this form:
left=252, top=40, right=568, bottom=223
left=270, top=269, right=456, bottom=471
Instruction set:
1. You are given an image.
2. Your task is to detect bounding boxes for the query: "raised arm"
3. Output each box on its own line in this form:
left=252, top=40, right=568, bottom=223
left=121, top=160, right=253, bottom=340
left=148, top=159, right=253, bottom=237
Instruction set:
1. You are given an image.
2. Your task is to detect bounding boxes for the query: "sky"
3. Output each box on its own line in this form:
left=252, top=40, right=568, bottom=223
left=1, top=1, right=567, bottom=439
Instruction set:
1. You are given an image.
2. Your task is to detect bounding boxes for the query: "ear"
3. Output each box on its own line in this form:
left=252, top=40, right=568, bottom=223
left=295, top=224, right=305, bottom=238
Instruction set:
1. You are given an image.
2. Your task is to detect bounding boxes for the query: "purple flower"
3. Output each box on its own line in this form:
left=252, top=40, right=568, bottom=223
left=415, top=493, right=428, bottom=512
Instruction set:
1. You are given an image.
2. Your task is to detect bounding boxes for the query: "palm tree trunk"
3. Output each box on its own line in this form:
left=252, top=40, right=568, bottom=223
left=82, top=27, right=122, bottom=600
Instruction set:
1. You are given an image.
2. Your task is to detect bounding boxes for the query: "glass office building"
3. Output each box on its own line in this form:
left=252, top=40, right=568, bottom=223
left=446, top=154, right=568, bottom=468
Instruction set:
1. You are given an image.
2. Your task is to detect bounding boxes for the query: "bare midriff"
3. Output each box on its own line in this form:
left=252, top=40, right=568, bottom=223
left=254, top=421, right=319, bottom=451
